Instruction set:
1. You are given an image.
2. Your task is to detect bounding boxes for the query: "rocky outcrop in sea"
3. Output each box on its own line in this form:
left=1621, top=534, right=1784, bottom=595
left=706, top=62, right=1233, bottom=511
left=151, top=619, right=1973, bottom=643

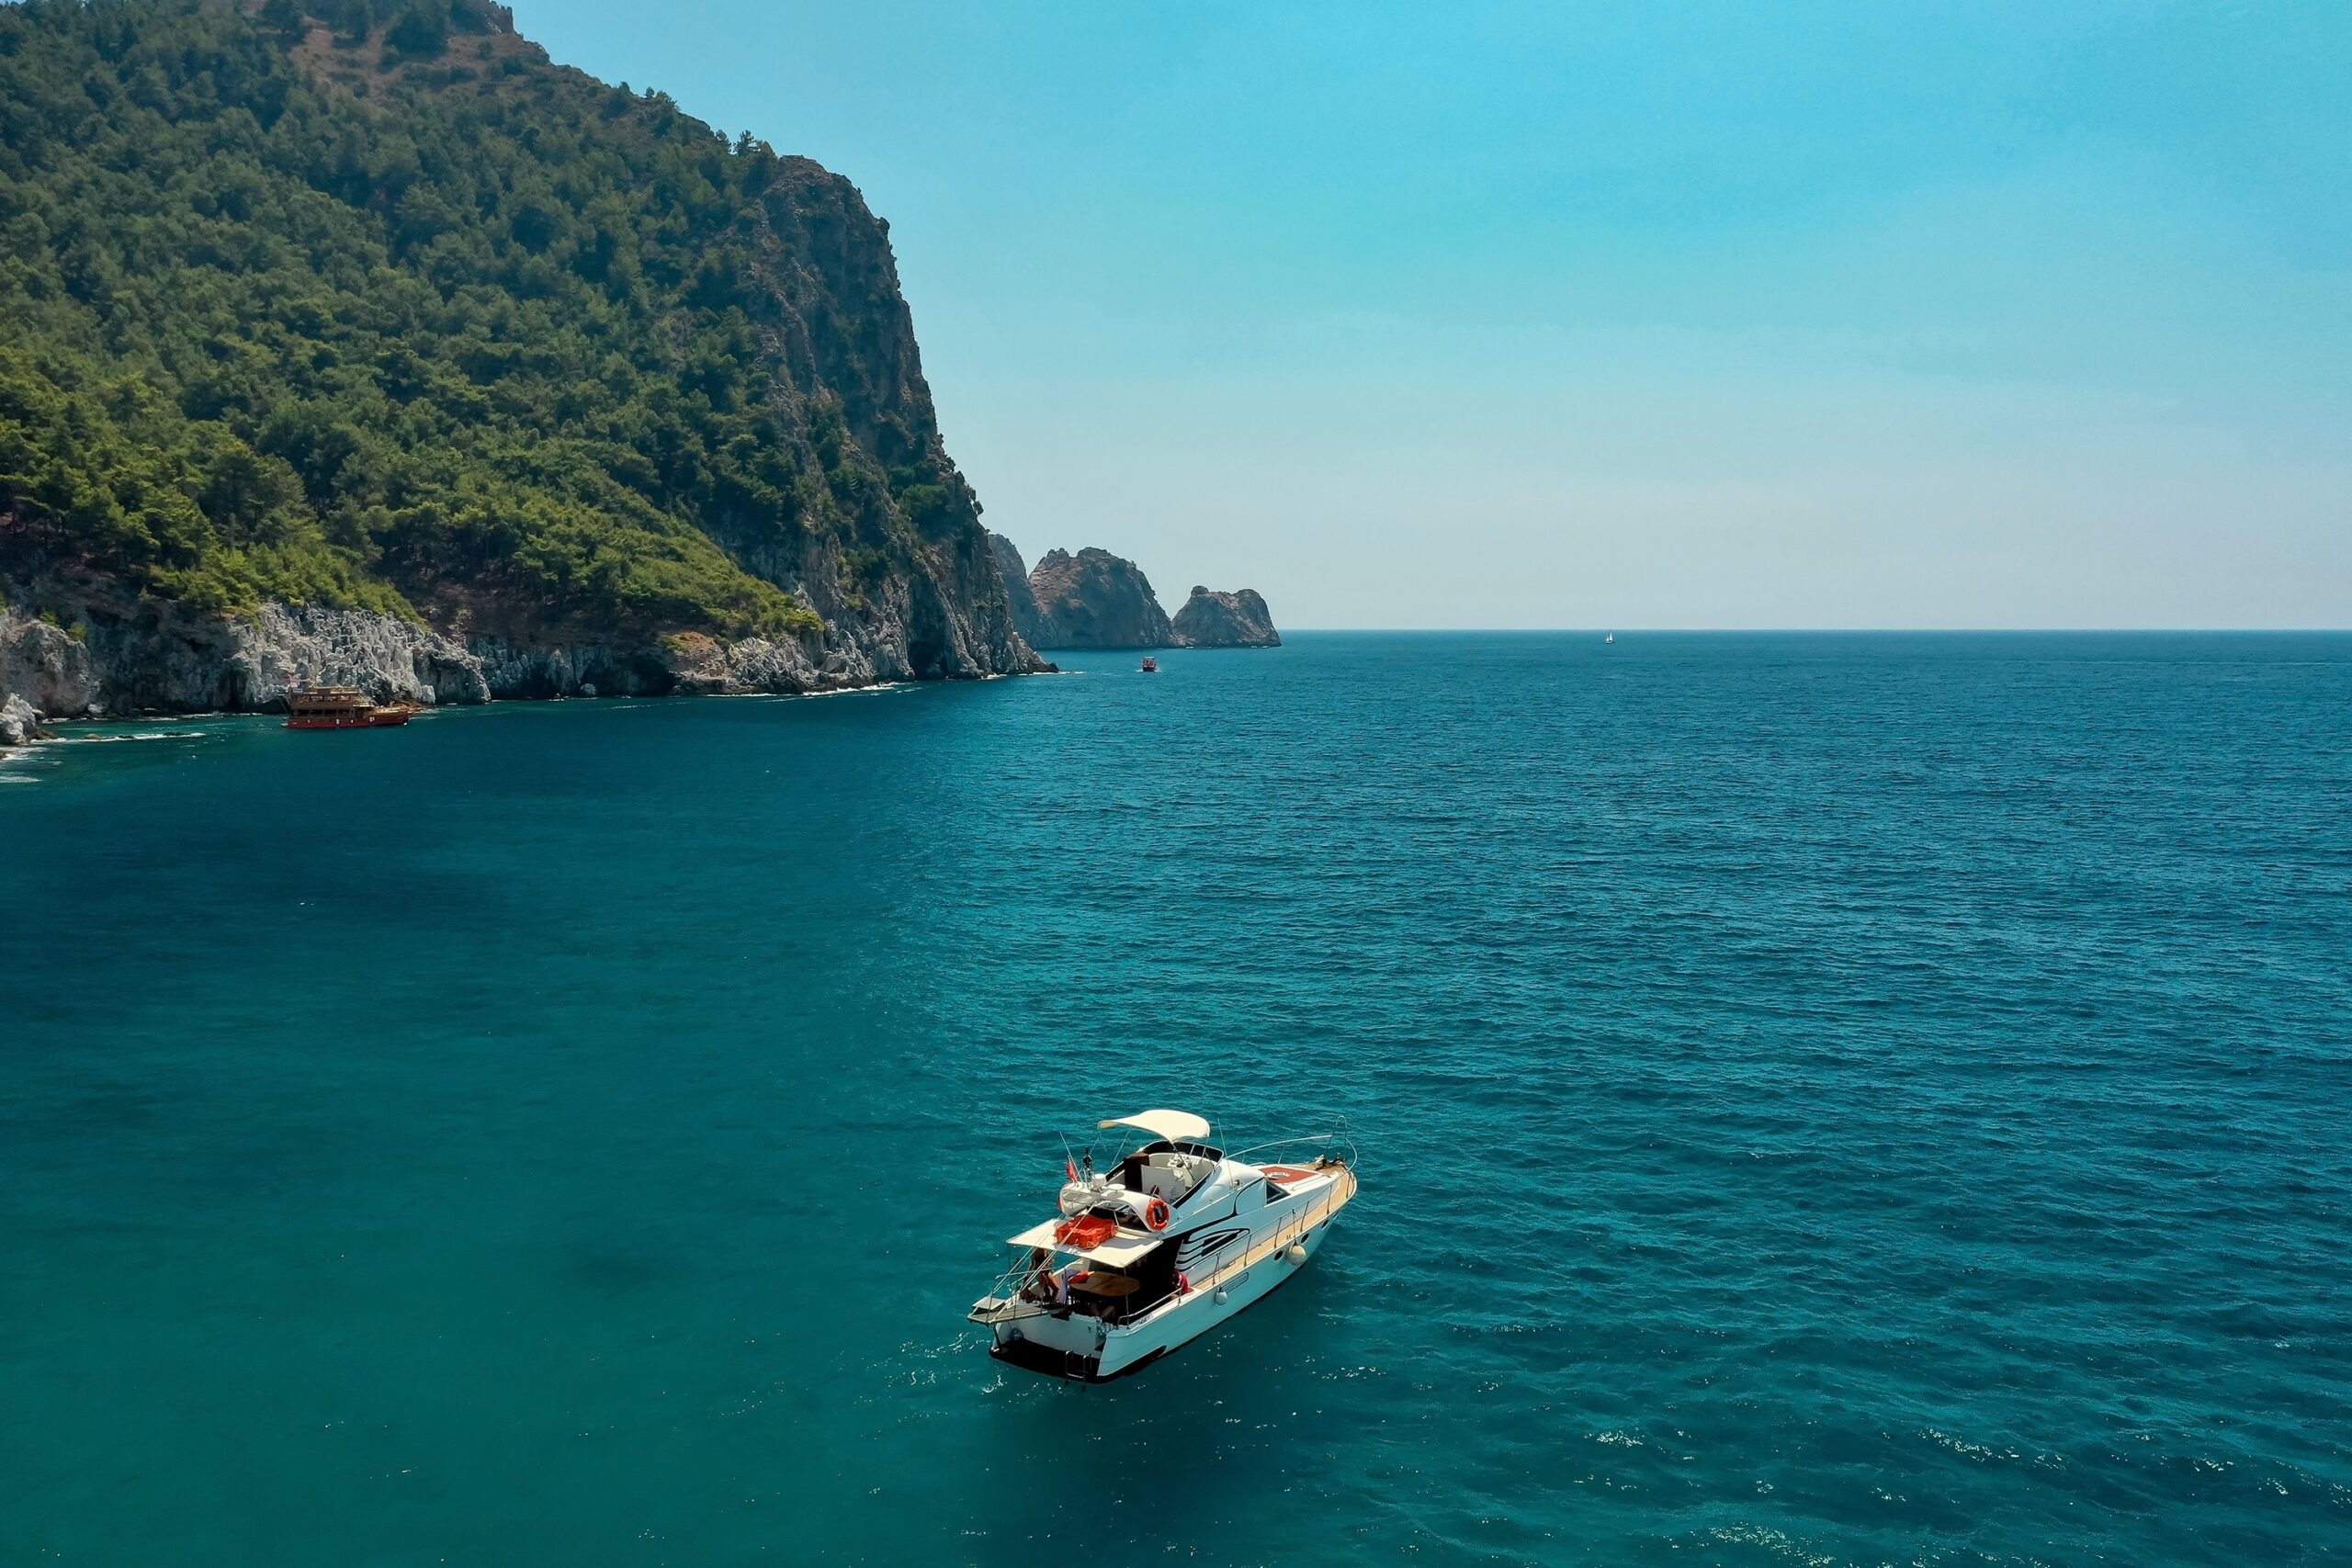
left=1023, top=547, right=1175, bottom=649
left=1170, top=586, right=1281, bottom=648
left=983, top=539, right=1283, bottom=652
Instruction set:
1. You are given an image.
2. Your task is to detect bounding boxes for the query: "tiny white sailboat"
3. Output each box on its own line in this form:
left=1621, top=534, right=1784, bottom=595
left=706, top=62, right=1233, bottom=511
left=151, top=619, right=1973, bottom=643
left=1604, top=633, right=1615, bottom=644
left=969, top=1110, right=1357, bottom=1382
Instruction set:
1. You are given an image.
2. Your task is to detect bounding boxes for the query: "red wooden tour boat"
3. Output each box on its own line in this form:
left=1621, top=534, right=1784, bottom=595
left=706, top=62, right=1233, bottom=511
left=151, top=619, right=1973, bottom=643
left=284, top=685, right=416, bottom=730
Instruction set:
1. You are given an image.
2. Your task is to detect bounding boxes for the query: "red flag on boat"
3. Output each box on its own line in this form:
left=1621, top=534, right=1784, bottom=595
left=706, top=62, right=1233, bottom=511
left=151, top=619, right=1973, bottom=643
left=1065, top=1156, right=1077, bottom=1180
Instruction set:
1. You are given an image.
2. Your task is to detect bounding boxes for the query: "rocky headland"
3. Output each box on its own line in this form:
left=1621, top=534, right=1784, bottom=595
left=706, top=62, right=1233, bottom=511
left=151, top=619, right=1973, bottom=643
left=0, top=0, right=1048, bottom=740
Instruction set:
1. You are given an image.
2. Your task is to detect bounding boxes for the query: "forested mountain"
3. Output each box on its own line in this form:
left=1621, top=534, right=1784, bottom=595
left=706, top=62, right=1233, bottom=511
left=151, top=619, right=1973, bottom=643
left=0, top=0, right=1040, bottom=717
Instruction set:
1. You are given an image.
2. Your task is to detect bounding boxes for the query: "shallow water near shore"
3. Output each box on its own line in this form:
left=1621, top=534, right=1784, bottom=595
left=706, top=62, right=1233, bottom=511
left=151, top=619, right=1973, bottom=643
left=3, top=631, right=2347, bottom=1566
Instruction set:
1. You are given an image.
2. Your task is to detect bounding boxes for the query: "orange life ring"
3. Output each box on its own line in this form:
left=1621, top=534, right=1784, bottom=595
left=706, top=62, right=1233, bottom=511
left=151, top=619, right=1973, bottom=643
left=1144, top=1197, right=1170, bottom=1231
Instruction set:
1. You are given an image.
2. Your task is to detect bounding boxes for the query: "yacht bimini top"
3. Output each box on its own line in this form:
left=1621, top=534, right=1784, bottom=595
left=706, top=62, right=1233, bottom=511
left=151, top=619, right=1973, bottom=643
left=1097, top=1109, right=1211, bottom=1145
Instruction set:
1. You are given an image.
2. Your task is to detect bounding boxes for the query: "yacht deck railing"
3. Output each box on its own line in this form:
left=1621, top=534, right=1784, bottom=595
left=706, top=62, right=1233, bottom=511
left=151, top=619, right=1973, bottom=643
left=970, top=1156, right=1360, bottom=1327
left=1183, top=1162, right=1357, bottom=1303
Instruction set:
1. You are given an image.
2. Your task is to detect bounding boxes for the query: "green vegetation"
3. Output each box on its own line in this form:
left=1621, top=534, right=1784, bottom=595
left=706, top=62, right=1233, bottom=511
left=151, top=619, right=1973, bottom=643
left=0, top=0, right=855, bottom=638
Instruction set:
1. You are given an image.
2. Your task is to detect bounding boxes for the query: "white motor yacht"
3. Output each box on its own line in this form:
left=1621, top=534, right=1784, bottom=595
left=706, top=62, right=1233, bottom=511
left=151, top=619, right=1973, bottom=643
left=968, top=1109, right=1358, bottom=1382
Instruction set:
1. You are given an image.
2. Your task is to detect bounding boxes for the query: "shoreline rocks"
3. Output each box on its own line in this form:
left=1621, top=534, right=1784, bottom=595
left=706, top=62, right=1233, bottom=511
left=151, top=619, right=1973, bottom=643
left=4, top=529, right=1273, bottom=733
left=2, top=590, right=484, bottom=721
left=0, top=575, right=999, bottom=733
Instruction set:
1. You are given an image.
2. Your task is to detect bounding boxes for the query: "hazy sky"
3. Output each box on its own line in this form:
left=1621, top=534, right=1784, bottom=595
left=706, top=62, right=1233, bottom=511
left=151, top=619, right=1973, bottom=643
left=522, top=1, right=2349, bottom=627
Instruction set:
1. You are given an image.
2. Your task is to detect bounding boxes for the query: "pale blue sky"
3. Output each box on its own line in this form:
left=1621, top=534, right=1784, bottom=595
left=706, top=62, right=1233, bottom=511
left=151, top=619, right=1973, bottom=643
left=524, top=0, right=2349, bottom=627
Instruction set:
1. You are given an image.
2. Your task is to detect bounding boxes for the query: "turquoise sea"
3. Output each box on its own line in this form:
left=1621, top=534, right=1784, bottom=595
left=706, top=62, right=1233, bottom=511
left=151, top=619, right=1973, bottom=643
left=3, top=631, right=2347, bottom=1566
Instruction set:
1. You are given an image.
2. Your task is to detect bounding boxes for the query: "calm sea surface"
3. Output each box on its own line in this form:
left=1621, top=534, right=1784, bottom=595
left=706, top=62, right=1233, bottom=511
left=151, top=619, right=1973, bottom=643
left=3, top=632, right=2347, bottom=1566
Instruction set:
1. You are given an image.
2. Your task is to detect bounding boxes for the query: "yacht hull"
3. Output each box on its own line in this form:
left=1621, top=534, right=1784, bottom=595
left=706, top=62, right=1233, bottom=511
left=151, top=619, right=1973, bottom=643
left=985, top=1182, right=1349, bottom=1382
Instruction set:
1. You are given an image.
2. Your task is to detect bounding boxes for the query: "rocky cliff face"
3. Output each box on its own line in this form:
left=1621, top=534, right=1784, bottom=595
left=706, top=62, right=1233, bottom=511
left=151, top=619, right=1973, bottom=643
left=988, top=533, right=1048, bottom=650
left=0, top=561, right=904, bottom=736
left=1170, top=587, right=1281, bottom=648
left=1, top=577, right=482, bottom=728
left=686, top=157, right=1046, bottom=686
left=347, top=153, right=1049, bottom=695
left=1023, top=548, right=1174, bottom=649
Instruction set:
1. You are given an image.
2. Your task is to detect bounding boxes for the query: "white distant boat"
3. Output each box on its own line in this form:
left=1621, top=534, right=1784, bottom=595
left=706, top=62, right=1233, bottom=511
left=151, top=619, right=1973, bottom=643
left=969, top=1109, right=1358, bottom=1382
left=1604, top=633, right=1615, bottom=643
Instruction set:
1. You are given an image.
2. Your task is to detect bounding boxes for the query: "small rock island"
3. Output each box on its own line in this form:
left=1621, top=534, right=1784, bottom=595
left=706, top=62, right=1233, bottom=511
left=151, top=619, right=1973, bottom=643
left=1170, top=587, right=1281, bottom=649
left=988, top=536, right=1280, bottom=652
left=1025, top=547, right=1175, bottom=650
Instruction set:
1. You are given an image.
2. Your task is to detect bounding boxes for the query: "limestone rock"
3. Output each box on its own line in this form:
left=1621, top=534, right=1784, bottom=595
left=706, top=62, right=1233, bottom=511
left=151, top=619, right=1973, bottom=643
left=1, top=608, right=96, bottom=719
left=2, top=578, right=490, bottom=719
left=1170, top=586, right=1281, bottom=649
left=0, top=567, right=989, bottom=717
left=231, top=604, right=488, bottom=708
left=1025, top=547, right=1173, bottom=649
left=0, top=693, right=39, bottom=746
left=988, top=534, right=1048, bottom=649
left=681, top=162, right=1048, bottom=685
left=652, top=629, right=879, bottom=695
